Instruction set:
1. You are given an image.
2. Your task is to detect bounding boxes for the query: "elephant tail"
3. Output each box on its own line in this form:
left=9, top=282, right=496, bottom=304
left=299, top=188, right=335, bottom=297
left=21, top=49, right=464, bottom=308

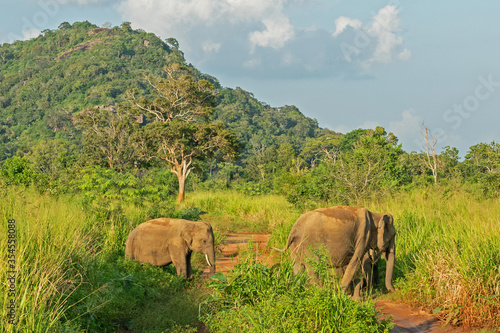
left=271, top=234, right=295, bottom=252
left=271, top=246, right=287, bottom=252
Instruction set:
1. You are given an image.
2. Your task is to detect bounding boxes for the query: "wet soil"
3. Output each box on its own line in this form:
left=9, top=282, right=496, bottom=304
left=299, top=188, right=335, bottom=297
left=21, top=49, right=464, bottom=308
left=203, top=233, right=480, bottom=333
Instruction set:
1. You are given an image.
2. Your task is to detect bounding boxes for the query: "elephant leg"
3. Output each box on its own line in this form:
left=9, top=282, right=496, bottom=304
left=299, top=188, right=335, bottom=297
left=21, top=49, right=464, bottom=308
left=293, top=262, right=304, bottom=275
left=352, top=254, right=372, bottom=300
left=186, top=252, right=193, bottom=279
left=353, top=278, right=364, bottom=300
left=171, top=249, right=188, bottom=279
left=340, top=250, right=364, bottom=292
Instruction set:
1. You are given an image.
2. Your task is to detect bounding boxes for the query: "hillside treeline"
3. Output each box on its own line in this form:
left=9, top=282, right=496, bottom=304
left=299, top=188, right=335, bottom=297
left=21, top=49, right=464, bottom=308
left=1, top=21, right=499, bottom=206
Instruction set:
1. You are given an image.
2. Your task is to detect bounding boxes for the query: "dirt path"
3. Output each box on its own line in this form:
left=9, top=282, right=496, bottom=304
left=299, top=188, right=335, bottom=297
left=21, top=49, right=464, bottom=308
left=203, top=233, right=477, bottom=333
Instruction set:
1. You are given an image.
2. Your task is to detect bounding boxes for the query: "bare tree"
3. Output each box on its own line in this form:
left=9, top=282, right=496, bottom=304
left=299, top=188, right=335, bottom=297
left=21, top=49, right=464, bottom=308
left=420, top=123, right=438, bottom=184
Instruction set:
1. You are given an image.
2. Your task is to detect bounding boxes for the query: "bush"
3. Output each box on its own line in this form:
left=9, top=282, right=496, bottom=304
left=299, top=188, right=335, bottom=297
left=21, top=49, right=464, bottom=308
left=74, top=166, right=177, bottom=205
left=201, top=258, right=393, bottom=332
left=0, top=156, right=48, bottom=188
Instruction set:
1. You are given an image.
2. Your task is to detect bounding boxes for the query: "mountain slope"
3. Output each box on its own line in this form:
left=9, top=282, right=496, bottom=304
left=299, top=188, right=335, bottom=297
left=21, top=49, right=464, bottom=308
left=0, top=21, right=330, bottom=162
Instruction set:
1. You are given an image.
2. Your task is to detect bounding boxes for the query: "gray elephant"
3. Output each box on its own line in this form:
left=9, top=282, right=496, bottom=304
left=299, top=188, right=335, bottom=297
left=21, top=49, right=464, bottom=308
left=274, top=206, right=396, bottom=295
left=125, top=218, right=216, bottom=279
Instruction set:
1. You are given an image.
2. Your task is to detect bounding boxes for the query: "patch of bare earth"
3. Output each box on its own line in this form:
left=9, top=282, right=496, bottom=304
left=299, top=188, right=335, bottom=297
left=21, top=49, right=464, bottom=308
left=202, top=233, right=273, bottom=276
left=203, top=233, right=480, bottom=333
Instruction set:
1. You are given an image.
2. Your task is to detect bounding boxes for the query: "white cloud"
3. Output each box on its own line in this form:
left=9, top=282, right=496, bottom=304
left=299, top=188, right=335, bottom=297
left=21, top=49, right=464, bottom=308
left=249, top=15, right=295, bottom=50
left=367, top=5, right=405, bottom=63
left=334, top=5, right=410, bottom=68
left=397, top=48, right=411, bottom=61
left=333, top=16, right=362, bottom=37
left=115, top=1, right=409, bottom=79
left=22, top=29, right=41, bottom=40
left=117, top=0, right=297, bottom=60
left=388, top=109, right=423, bottom=150
left=202, top=41, right=221, bottom=54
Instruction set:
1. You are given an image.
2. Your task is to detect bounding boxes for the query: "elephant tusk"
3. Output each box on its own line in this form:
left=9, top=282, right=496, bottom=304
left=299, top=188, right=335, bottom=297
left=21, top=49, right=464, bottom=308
left=205, top=254, right=212, bottom=267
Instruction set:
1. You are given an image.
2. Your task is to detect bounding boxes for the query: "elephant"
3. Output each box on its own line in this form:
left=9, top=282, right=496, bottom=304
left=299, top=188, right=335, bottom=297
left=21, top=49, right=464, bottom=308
left=344, top=249, right=381, bottom=300
left=125, top=218, right=216, bottom=279
left=273, top=206, right=396, bottom=296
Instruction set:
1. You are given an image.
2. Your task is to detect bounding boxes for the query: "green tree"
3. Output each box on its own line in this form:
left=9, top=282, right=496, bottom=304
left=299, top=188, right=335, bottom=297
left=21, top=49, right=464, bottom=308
left=339, top=128, right=368, bottom=152
left=301, top=132, right=342, bottom=167
left=324, top=127, right=407, bottom=203
left=465, top=141, right=500, bottom=174
left=0, top=156, right=44, bottom=187
left=74, top=105, right=139, bottom=171
left=130, top=65, right=239, bottom=202
left=26, top=139, right=73, bottom=179
left=440, top=146, right=461, bottom=179
left=127, top=63, right=216, bottom=123
left=135, top=121, right=239, bottom=202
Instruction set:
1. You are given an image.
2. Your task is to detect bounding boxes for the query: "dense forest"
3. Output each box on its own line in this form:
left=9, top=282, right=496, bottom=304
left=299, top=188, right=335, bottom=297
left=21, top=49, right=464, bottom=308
left=1, top=21, right=498, bottom=204
left=1, top=22, right=500, bottom=332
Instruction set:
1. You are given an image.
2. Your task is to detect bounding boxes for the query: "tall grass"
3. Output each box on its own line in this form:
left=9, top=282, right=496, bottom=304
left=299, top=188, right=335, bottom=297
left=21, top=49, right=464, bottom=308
left=363, top=188, right=500, bottom=328
left=3, top=185, right=498, bottom=330
left=202, top=256, right=393, bottom=332
left=0, top=186, right=210, bottom=332
left=183, top=190, right=302, bottom=234
left=0, top=187, right=93, bottom=332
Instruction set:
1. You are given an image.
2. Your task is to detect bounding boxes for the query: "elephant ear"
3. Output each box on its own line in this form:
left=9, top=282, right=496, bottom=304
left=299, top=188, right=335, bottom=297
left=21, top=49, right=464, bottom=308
left=377, top=214, right=393, bottom=229
left=377, top=214, right=395, bottom=252
left=381, top=214, right=396, bottom=260
left=181, top=224, right=194, bottom=246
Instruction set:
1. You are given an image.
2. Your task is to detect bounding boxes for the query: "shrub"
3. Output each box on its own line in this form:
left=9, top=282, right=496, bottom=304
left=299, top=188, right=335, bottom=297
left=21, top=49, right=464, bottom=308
left=0, top=156, right=48, bottom=188
left=201, top=258, right=393, bottom=332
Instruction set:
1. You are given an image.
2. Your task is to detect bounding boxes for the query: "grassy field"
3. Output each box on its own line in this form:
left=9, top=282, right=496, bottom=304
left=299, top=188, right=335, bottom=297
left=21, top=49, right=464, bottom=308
left=1, top=186, right=499, bottom=331
left=367, top=189, right=500, bottom=328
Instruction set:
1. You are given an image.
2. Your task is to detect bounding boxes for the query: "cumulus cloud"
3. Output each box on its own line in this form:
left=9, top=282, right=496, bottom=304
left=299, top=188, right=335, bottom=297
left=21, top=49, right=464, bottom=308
left=115, top=1, right=409, bottom=79
left=333, top=5, right=411, bottom=68
left=333, top=17, right=362, bottom=37
left=388, top=109, right=423, bottom=150
left=22, top=29, right=41, bottom=40
left=367, top=5, right=408, bottom=64
left=249, top=15, right=295, bottom=50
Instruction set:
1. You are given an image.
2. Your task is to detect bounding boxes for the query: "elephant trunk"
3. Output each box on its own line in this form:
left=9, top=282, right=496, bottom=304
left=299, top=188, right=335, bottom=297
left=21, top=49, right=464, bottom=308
left=377, top=227, right=385, bottom=252
left=384, top=240, right=396, bottom=292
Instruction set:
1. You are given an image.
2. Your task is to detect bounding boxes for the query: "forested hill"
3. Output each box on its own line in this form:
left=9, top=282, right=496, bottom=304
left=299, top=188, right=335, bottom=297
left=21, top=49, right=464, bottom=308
left=0, top=21, right=330, bottom=161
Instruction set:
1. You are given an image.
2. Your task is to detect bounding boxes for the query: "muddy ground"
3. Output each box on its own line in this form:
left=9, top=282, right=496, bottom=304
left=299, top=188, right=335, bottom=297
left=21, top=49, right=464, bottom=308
left=203, top=233, right=479, bottom=333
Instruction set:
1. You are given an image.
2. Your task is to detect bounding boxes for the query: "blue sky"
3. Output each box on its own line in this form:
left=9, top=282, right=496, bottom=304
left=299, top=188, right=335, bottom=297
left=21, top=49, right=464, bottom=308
left=1, top=0, right=499, bottom=156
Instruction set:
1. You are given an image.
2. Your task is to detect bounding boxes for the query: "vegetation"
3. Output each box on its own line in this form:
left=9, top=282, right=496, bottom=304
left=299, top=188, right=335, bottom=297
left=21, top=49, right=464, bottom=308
left=1, top=20, right=500, bottom=332
left=202, top=258, right=393, bottom=332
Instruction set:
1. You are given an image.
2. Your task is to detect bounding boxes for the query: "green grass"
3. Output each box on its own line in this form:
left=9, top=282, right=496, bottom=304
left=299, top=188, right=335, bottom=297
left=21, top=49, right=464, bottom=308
left=363, top=188, right=500, bottom=328
left=201, top=257, right=393, bottom=333
left=183, top=190, right=302, bottom=235
left=2, top=186, right=499, bottom=331
left=0, top=186, right=211, bottom=332
left=0, top=187, right=92, bottom=332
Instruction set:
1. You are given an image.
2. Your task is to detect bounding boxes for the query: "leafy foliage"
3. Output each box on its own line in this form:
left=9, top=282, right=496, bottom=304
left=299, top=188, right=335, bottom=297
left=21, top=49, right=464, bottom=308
left=127, top=66, right=240, bottom=200
left=201, top=258, right=393, bottom=332
left=0, top=155, right=47, bottom=187
left=74, top=106, right=139, bottom=170
left=127, top=63, right=217, bottom=123
left=0, top=21, right=177, bottom=161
